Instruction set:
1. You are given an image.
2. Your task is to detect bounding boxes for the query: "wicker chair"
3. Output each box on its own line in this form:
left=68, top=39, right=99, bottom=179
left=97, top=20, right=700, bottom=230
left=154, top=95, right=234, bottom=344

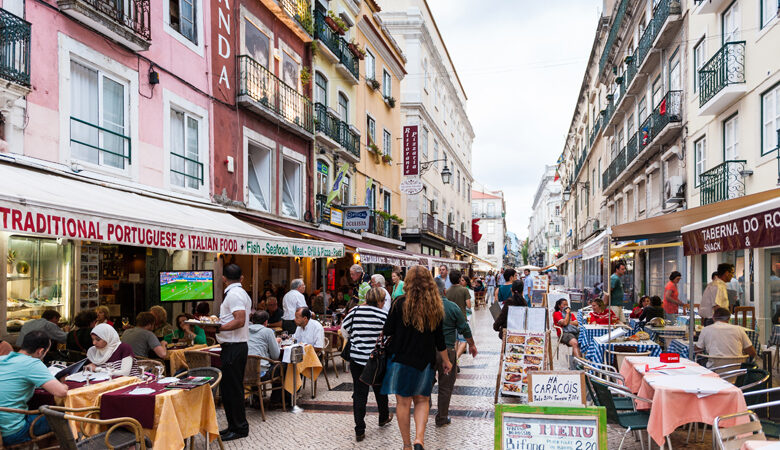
left=243, top=355, right=285, bottom=421
left=205, top=336, right=216, bottom=346
left=39, top=405, right=151, bottom=449
left=135, top=359, right=165, bottom=375
left=323, top=331, right=344, bottom=376
left=183, top=350, right=212, bottom=369
left=0, top=408, right=54, bottom=450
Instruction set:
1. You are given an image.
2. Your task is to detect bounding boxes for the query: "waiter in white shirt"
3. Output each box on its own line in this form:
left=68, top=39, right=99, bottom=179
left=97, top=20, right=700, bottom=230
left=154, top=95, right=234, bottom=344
left=293, top=307, right=325, bottom=351
left=370, top=274, right=393, bottom=313
left=282, top=279, right=308, bottom=335
left=217, top=264, right=251, bottom=441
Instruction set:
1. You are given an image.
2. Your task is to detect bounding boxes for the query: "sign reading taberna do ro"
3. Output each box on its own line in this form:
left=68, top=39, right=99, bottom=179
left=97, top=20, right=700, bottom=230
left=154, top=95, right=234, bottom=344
left=342, top=206, right=370, bottom=230
left=495, top=404, right=607, bottom=450
left=682, top=206, right=780, bottom=255
left=403, top=125, right=419, bottom=176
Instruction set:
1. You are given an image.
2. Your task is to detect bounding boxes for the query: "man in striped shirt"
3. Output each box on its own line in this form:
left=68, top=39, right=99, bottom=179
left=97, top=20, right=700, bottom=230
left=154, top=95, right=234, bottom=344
left=341, top=288, right=391, bottom=441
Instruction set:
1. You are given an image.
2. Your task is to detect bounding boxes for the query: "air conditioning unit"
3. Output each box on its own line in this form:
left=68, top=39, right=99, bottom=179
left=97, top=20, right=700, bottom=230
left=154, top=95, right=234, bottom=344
left=664, top=176, right=685, bottom=204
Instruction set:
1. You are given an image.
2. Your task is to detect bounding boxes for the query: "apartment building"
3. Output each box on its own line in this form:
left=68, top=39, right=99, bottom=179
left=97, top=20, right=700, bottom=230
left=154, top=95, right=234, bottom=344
left=527, top=165, right=562, bottom=268
left=380, top=0, right=477, bottom=262
left=471, top=187, right=506, bottom=272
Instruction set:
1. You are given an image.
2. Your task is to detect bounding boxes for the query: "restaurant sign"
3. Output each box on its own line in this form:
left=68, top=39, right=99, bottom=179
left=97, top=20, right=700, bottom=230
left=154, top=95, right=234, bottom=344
left=682, top=206, right=780, bottom=256
left=403, top=125, right=419, bottom=176
left=0, top=204, right=344, bottom=259
left=494, top=404, right=607, bottom=450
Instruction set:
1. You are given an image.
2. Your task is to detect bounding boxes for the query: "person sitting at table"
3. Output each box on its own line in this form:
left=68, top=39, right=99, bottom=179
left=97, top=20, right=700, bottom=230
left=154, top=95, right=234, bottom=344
left=492, top=280, right=527, bottom=338
left=588, top=299, right=618, bottom=325
left=195, top=301, right=211, bottom=317
left=16, top=309, right=68, bottom=347
left=248, top=311, right=281, bottom=378
left=86, top=323, right=141, bottom=377
left=0, top=340, right=12, bottom=356
left=695, top=307, right=756, bottom=368
left=293, top=307, right=325, bottom=351
left=552, top=299, right=581, bottom=358
left=638, top=296, right=665, bottom=325
left=149, top=305, right=174, bottom=339
left=66, top=310, right=98, bottom=353
left=164, top=314, right=207, bottom=345
left=312, top=294, right=326, bottom=314
left=94, top=305, right=114, bottom=327
left=120, top=312, right=167, bottom=359
left=265, top=297, right=283, bottom=329
left=0, top=330, right=68, bottom=446
left=630, top=296, right=650, bottom=319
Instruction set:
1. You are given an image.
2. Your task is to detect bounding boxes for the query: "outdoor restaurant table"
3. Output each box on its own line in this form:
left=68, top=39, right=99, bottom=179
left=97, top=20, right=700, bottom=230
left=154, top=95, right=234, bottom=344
left=770, top=324, right=780, bottom=347
left=283, top=344, right=322, bottom=394
left=585, top=339, right=662, bottom=365
left=668, top=325, right=760, bottom=359
left=577, top=324, right=612, bottom=353
left=741, top=441, right=780, bottom=449
left=203, top=345, right=222, bottom=368
left=644, top=324, right=689, bottom=343
left=167, top=343, right=208, bottom=374
left=100, top=380, right=219, bottom=450
left=619, top=356, right=748, bottom=446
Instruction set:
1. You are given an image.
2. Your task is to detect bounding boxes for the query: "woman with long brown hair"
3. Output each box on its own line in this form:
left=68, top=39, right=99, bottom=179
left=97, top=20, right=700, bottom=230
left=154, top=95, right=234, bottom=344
left=382, top=265, right=451, bottom=450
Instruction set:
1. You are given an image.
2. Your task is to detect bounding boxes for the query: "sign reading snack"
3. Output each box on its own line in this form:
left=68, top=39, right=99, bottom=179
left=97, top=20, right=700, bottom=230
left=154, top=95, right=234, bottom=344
left=682, top=206, right=780, bottom=255
left=495, top=404, right=607, bottom=450
left=528, top=371, right=586, bottom=406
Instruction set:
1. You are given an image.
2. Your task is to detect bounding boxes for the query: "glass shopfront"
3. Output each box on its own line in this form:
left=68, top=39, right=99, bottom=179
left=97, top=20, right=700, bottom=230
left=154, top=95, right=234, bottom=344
left=765, top=247, right=780, bottom=334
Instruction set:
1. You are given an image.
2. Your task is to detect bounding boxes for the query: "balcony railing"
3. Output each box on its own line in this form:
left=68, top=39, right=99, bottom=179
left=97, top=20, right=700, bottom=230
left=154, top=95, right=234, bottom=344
left=279, top=0, right=313, bottom=34
left=73, top=0, right=150, bottom=40
left=651, top=90, right=682, bottom=136
left=238, top=55, right=313, bottom=134
left=599, top=0, right=629, bottom=75
left=370, top=212, right=399, bottom=239
left=699, top=160, right=747, bottom=206
left=170, top=152, right=204, bottom=186
left=70, top=116, right=131, bottom=168
left=314, top=102, right=360, bottom=159
left=0, top=9, right=30, bottom=87
left=698, top=41, right=746, bottom=107
left=314, top=9, right=359, bottom=81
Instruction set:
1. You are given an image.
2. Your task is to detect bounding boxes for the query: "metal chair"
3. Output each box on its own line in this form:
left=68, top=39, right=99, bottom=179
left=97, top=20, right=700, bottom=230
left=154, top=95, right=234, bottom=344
left=605, top=348, right=651, bottom=372
left=713, top=410, right=765, bottom=450
left=175, top=368, right=224, bottom=450
left=743, top=387, right=780, bottom=439
left=303, top=338, right=332, bottom=398
left=697, top=354, right=749, bottom=370
left=0, top=407, right=54, bottom=450
left=39, top=405, right=150, bottom=450
left=735, top=368, right=770, bottom=392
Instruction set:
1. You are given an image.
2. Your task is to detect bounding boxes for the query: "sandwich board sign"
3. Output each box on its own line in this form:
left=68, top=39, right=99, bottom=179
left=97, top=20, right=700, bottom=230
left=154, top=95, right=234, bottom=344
left=495, top=404, right=607, bottom=450
left=528, top=371, right=586, bottom=406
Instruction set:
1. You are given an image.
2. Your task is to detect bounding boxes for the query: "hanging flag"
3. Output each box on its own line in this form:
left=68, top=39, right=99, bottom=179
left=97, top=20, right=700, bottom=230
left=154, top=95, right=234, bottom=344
left=365, top=177, right=373, bottom=207
left=554, top=169, right=560, bottom=181
left=326, top=163, right=349, bottom=207
left=659, top=98, right=667, bottom=116
left=556, top=153, right=564, bottom=164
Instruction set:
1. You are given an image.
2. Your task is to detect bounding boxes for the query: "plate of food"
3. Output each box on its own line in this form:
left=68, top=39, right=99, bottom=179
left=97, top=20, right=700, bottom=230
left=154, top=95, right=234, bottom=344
left=185, top=316, right=222, bottom=327
left=507, top=344, right=525, bottom=355
left=504, top=354, right=522, bottom=364
left=502, top=383, right=524, bottom=393
left=505, top=363, right=523, bottom=373
left=504, top=372, right=523, bottom=383
left=523, top=355, right=543, bottom=366
left=525, top=346, right=544, bottom=356
left=526, top=336, right=544, bottom=346
left=507, top=335, right=526, bottom=345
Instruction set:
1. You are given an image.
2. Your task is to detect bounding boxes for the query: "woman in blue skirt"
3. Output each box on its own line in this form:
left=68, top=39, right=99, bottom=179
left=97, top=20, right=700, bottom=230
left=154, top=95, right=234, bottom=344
left=382, top=265, right=452, bottom=450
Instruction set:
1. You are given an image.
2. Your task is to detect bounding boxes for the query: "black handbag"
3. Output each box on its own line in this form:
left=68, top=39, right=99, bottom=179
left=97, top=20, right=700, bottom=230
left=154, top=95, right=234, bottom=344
left=359, top=333, right=389, bottom=387
left=341, top=339, right=353, bottom=363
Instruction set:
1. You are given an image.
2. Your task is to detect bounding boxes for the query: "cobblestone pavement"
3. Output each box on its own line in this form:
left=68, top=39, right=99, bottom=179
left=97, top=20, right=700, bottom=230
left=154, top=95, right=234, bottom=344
left=195, top=306, right=721, bottom=449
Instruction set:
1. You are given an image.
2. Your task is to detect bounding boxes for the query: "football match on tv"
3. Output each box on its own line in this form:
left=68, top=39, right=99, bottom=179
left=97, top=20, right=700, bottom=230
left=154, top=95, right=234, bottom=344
left=159, top=271, right=214, bottom=302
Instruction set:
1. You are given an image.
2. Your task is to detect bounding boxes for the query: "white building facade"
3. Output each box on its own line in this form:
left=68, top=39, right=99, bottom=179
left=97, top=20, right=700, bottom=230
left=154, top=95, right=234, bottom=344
left=471, top=187, right=506, bottom=271
left=527, top=165, right=562, bottom=268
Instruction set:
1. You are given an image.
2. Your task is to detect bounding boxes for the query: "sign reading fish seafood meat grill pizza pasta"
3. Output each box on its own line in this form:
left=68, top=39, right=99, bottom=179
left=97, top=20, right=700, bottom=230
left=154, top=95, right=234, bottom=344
left=0, top=205, right=343, bottom=258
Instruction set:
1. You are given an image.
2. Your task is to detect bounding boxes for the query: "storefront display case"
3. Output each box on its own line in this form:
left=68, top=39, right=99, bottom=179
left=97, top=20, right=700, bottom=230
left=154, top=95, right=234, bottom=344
left=6, top=235, right=73, bottom=332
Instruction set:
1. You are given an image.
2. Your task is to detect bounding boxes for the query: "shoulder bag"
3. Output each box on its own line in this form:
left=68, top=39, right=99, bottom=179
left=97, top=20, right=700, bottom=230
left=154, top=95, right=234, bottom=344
left=359, top=332, right=389, bottom=387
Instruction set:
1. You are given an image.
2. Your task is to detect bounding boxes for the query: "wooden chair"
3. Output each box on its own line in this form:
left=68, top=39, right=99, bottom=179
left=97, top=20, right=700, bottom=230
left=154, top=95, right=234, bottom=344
left=243, top=355, right=285, bottom=421
left=39, top=405, right=151, bottom=449
left=713, top=411, right=765, bottom=449
left=474, top=291, right=486, bottom=309
left=0, top=407, right=54, bottom=450
left=734, top=306, right=755, bottom=329
left=323, top=331, right=344, bottom=376
left=183, top=350, right=212, bottom=370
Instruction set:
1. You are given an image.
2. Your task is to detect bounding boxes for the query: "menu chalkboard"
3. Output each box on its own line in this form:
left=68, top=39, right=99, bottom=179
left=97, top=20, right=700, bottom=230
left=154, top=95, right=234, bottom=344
left=494, top=404, right=607, bottom=450
left=528, top=371, right=586, bottom=406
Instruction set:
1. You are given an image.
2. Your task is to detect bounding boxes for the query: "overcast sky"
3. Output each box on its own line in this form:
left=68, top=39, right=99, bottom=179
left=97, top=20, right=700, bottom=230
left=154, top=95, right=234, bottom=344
left=427, top=0, right=602, bottom=240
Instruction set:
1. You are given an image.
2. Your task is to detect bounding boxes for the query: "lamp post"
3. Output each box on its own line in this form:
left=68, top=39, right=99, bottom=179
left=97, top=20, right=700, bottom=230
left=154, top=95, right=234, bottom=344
left=417, top=158, right=453, bottom=185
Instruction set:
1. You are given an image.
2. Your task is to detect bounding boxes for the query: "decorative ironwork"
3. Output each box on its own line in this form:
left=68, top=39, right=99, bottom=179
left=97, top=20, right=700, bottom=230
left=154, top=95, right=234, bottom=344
left=370, top=212, right=398, bottom=239
left=699, top=160, right=747, bottom=205
left=651, top=90, right=682, bottom=136
left=0, top=9, right=30, bottom=86
left=625, top=131, right=639, bottom=165
left=69, top=116, right=131, bottom=166
left=314, top=9, right=359, bottom=80
left=238, top=55, right=314, bottom=133
left=315, top=102, right=360, bottom=159
left=624, top=55, right=636, bottom=89
left=80, top=0, right=151, bottom=40
left=635, top=21, right=654, bottom=69
left=170, top=152, right=204, bottom=185
left=698, top=41, right=746, bottom=107
left=279, top=0, right=312, bottom=34
left=599, top=0, right=629, bottom=75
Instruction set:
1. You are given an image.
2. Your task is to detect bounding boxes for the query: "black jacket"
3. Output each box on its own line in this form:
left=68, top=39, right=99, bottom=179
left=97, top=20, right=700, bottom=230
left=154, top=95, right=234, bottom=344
left=493, top=294, right=527, bottom=337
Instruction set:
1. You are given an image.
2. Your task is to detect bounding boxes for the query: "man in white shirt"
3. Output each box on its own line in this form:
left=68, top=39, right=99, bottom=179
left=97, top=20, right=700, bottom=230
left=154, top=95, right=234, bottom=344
left=435, top=265, right=452, bottom=290
left=701, top=264, right=733, bottom=326
left=293, top=307, right=325, bottom=351
left=370, top=274, right=392, bottom=313
left=217, top=264, right=251, bottom=441
left=695, top=307, right=756, bottom=368
left=282, top=279, right=307, bottom=335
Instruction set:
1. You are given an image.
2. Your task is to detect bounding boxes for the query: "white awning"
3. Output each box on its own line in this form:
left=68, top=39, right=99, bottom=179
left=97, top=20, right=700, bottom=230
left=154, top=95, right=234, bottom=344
left=0, top=163, right=344, bottom=258
left=356, top=247, right=424, bottom=267
left=582, top=230, right=608, bottom=260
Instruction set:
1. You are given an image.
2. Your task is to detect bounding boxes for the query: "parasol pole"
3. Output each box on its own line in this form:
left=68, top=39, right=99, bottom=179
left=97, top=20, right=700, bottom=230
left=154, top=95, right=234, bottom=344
left=605, top=228, right=612, bottom=361
left=688, top=251, right=696, bottom=359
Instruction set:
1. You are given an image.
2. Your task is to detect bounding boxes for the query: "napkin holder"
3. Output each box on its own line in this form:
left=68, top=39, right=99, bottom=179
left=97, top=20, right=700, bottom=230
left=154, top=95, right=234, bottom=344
left=594, top=328, right=627, bottom=344
left=290, top=345, right=304, bottom=363
left=660, top=353, right=679, bottom=363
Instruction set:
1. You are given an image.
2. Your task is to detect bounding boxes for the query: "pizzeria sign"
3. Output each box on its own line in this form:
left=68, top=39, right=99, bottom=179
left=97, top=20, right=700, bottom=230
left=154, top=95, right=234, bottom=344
left=682, top=206, right=780, bottom=256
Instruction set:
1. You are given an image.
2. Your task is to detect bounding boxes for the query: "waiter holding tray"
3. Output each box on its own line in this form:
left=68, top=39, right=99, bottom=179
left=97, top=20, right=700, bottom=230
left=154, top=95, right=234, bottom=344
left=217, top=264, right=252, bottom=441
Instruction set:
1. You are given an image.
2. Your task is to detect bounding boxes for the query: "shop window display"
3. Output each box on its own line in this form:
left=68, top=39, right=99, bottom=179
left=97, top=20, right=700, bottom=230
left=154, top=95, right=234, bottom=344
left=6, top=236, right=73, bottom=331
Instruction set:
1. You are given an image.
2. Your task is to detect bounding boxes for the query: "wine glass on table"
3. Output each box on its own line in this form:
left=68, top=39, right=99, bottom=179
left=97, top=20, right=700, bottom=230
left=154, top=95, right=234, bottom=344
left=83, top=366, right=92, bottom=386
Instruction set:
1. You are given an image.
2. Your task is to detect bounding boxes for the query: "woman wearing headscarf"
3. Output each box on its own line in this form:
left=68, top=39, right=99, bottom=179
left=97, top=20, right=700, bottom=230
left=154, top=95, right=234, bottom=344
left=86, top=323, right=141, bottom=376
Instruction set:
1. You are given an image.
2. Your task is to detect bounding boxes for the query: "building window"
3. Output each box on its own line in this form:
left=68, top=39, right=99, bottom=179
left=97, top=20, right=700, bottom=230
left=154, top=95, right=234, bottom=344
left=421, top=127, right=428, bottom=159
left=281, top=158, right=302, bottom=218
left=170, top=109, right=202, bottom=189
left=694, top=136, right=706, bottom=187
left=762, top=83, right=780, bottom=156
left=365, top=49, right=375, bottom=80
left=244, top=17, right=271, bottom=68
left=382, top=70, right=391, bottom=98
left=247, top=142, right=272, bottom=211
left=456, top=170, right=461, bottom=193
left=555, top=205, right=560, bottom=216
left=338, top=175, right=351, bottom=205
left=314, top=72, right=327, bottom=106
left=487, top=202, right=495, bottom=216
left=316, top=160, right=329, bottom=198
left=638, top=96, right=648, bottom=123
left=169, top=0, right=197, bottom=44
left=338, top=92, right=348, bottom=122
left=69, top=60, right=129, bottom=170
left=722, top=1, right=741, bottom=43
left=761, top=0, right=779, bottom=28
left=487, top=242, right=495, bottom=255
left=383, top=129, right=391, bottom=156
left=423, top=58, right=428, bottom=91
left=724, top=114, right=739, bottom=160
left=693, top=38, right=706, bottom=93
left=433, top=140, right=439, bottom=168
left=367, top=115, right=375, bottom=146
left=487, top=222, right=495, bottom=234
left=383, top=191, right=391, bottom=212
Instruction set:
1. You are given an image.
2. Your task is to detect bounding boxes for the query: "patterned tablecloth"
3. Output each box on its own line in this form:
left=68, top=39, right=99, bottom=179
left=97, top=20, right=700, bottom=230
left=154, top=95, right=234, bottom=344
left=670, top=325, right=760, bottom=359
left=770, top=324, right=780, bottom=347
left=644, top=325, right=689, bottom=342
left=585, top=340, right=662, bottom=365
left=577, top=324, right=612, bottom=353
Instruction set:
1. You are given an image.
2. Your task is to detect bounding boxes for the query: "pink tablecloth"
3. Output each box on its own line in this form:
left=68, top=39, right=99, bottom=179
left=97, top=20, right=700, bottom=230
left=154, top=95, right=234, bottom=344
left=619, top=356, right=708, bottom=393
left=741, top=441, right=780, bottom=449
left=619, top=357, right=747, bottom=446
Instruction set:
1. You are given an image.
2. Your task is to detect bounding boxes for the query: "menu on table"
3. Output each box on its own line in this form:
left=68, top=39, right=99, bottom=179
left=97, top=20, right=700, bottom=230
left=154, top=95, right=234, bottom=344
left=501, top=332, right=546, bottom=401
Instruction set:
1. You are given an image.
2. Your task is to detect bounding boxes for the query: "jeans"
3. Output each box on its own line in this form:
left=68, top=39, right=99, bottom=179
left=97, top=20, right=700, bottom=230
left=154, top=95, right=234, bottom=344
left=220, top=342, right=249, bottom=435
left=2, top=415, right=50, bottom=445
left=435, top=348, right=457, bottom=424
left=350, top=361, right=389, bottom=434
left=486, top=287, right=495, bottom=304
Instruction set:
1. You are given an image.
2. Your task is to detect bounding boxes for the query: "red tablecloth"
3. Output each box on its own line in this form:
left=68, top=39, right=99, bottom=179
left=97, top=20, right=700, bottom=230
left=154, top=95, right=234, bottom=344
left=206, top=348, right=221, bottom=368
left=100, top=382, right=169, bottom=428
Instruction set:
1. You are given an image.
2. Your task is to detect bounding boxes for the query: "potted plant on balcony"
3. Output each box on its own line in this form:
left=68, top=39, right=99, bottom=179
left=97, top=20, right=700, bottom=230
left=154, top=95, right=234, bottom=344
left=382, top=154, right=392, bottom=164
left=300, top=66, right=311, bottom=88
left=367, top=78, right=380, bottom=91
left=615, top=75, right=624, bottom=85
left=384, top=96, right=396, bottom=108
left=325, top=10, right=340, bottom=32
left=624, top=55, right=634, bottom=64
left=348, top=39, right=366, bottom=60
left=390, top=214, right=403, bottom=225
left=606, top=93, right=614, bottom=101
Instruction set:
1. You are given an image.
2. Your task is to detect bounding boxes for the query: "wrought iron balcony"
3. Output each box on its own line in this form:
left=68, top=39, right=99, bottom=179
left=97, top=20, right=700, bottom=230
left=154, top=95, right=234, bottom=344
left=237, top=55, right=314, bottom=136
left=699, top=160, right=747, bottom=206
left=698, top=41, right=746, bottom=108
left=314, top=9, right=359, bottom=83
left=58, top=0, right=150, bottom=51
left=651, top=90, right=682, bottom=136
left=314, top=102, right=360, bottom=160
left=0, top=9, right=30, bottom=87
left=599, top=0, right=629, bottom=75
left=370, top=212, right=399, bottom=239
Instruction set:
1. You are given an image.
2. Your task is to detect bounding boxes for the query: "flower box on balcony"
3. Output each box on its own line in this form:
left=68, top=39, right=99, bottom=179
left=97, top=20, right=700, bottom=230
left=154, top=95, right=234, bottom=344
left=384, top=96, right=396, bottom=108
left=615, top=76, right=624, bottom=85
left=382, top=154, right=392, bottom=164
left=367, top=78, right=380, bottom=91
